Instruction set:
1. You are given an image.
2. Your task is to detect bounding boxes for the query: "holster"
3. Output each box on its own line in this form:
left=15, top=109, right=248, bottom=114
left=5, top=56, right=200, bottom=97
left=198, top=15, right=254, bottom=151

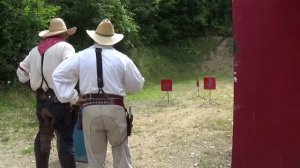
left=36, top=88, right=47, bottom=101
left=126, top=112, right=133, bottom=136
left=36, top=88, right=59, bottom=103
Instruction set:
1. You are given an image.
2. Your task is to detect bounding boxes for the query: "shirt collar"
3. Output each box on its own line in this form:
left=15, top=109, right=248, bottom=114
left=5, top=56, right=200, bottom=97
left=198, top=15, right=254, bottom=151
left=92, top=43, right=113, bottom=49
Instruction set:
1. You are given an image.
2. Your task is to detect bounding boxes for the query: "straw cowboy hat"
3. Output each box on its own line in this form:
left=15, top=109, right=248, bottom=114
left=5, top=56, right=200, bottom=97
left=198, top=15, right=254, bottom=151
left=86, top=19, right=124, bottom=46
left=39, top=18, right=77, bottom=38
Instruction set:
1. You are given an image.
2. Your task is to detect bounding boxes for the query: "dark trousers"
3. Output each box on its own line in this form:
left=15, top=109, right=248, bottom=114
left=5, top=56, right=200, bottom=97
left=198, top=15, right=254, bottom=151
left=34, top=99, right=77, bottom=168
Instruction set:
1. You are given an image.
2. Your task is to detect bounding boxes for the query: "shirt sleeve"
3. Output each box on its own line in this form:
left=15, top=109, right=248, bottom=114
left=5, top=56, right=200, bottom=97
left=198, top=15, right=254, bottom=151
left=62, top=42, right=76, bottom=60
left=16, top=54, right=30, bottom=83
left=124, top=59, right=145, bottom=93
left=52, top=55, right=80, bottom=104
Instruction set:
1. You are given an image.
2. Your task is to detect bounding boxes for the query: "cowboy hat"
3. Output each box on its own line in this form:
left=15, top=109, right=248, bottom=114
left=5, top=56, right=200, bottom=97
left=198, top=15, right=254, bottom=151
left=86, top=19, right=124, bottom=46
left=39, top=18, right=77, bottom=38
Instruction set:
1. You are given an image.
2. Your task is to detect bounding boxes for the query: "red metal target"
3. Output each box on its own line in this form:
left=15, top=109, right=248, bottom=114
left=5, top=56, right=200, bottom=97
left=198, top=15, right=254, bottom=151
left=203, top=77, right=216, bottom=90
left=161, top=79, right=172, bottom=91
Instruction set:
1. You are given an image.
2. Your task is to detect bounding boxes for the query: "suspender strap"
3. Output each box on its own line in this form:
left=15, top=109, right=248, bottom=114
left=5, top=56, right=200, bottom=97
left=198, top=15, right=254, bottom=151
left=38, top=37, right=63, bottom=90
left=40, top=54, right=49, bottom=89
left=95, top=48, right=104, bottom=94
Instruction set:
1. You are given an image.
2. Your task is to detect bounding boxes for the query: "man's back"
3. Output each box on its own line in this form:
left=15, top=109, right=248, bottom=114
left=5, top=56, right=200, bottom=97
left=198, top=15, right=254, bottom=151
left=16, top=17, right=78, bottom=168
left=52, top=19, right=144, bottom=168
left=18, top=41, right=74, bottom=91
left=52, top=44, right=144, bottom=103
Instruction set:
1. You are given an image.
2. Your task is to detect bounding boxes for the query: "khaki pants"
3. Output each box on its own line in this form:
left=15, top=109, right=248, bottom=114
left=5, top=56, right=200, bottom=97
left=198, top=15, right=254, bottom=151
left=82, top=105, right=132, bottom=168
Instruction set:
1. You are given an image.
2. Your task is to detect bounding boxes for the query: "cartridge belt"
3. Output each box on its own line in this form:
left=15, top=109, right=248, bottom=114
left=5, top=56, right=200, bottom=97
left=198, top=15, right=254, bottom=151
left=83, top=93, right=124, bottom=108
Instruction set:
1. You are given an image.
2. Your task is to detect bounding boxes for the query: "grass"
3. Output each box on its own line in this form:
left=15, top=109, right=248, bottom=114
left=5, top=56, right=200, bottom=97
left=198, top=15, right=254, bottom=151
left=129, top=37, right=220, bottom=82
left=0, top=78, right=233, bottom=167
left=21, top=146, right=34, bottom=155
left=128, top=78, right=233, bottom=167
left=0, top=84, right=37, bottom=151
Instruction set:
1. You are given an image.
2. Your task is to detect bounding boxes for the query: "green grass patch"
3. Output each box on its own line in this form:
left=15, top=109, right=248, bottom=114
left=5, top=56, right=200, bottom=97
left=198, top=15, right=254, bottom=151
left=21, top=146, right=34, bottom=155
left=129, top=37, right=220, bottom=82
left=0, top=83, right=37, bottom=146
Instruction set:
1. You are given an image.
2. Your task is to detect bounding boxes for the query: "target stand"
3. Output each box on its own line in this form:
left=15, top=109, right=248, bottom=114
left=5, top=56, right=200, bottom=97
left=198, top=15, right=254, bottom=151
left=192, top=77, right=205, bottom=99
left=157, top=79, right=174, bottom=105
left=200, top=77, right=219, bottom=107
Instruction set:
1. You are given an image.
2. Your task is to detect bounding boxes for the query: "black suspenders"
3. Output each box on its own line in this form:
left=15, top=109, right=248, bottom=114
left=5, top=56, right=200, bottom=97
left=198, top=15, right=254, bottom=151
left=94, top=48, right=132, bottom=138
left=95, top=48, right=104, bottom=94
left=40, top=54, right=49, bottom=90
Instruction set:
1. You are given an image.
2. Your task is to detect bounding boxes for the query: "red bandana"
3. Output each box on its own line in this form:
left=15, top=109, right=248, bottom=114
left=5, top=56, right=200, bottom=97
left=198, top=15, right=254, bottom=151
left=37, top=36, right=64, bottom=56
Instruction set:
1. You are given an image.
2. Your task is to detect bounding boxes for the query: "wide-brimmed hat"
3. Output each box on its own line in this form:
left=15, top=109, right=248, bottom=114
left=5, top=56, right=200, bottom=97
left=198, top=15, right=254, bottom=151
left=39, top=18, right=77, bottom=38
left=86, top=19, right=124, bottom=46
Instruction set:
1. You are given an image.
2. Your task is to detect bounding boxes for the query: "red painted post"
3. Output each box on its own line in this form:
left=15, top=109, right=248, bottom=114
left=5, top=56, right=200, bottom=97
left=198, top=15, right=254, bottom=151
left=232, top=0, right=300, bottom=168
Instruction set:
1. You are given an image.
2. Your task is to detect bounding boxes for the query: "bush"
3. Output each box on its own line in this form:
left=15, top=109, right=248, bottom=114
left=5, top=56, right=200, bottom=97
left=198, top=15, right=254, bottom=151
left=0, top=0, right=59, bottom=82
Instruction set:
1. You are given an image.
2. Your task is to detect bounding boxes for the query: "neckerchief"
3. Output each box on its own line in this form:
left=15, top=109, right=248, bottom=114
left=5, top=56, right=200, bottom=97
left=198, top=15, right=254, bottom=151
left=37, top=36, right=64, bottom=56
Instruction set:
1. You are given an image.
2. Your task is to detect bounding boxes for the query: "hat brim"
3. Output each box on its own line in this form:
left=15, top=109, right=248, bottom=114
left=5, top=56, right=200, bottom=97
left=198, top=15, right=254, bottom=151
left=39, top=27, right=77, bottom=38
left=86, top=30, right=124, bottom=46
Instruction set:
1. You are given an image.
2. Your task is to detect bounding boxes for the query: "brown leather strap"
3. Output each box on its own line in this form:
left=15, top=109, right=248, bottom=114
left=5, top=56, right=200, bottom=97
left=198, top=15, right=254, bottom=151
left=36, top=89, right=65, bottom=104
left=82, top=97, right=125, bottom=108
left=83, top=93, right=123, bottom=100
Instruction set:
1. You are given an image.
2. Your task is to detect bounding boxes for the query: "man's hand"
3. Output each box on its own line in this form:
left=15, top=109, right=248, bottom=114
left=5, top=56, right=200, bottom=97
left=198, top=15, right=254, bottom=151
left=75, top=97, right=86, bottom=106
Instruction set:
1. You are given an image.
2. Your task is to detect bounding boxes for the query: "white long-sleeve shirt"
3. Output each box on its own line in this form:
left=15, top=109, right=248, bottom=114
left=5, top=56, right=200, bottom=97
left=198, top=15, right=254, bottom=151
left=16, top=42, right=75, bottom=91
left=52, top=44, right=145, bottom=104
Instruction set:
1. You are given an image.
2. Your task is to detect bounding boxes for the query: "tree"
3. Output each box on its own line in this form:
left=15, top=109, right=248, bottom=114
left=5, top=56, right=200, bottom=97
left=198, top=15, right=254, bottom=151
left=127, top=0, right=160, bottom=44
left=0, top=0, right=59, bottom=83
left=0, top=0, right=232, bottom=82
left=128, top=0, right=232, bottom=44
left=46, top=0, right=139, bottom=50
left=204, top=0, right=232, bottom=35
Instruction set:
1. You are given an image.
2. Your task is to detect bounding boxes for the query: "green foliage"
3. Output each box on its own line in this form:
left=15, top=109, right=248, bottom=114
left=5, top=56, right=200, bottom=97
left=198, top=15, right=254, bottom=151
left=100, top=0, right=140, bottom=48
left=127, top=0, right=160, bottom=44
left=204, top=0, right=232, bottom=34
left=0, top=0, right=59, bottom=82
left=128, top=37, right=218, bottom=82
left=47, top=0, right=139, bottom=50
left=0, top=0, right=232, bottom=82
left=128, top=0, right=232, bottom=44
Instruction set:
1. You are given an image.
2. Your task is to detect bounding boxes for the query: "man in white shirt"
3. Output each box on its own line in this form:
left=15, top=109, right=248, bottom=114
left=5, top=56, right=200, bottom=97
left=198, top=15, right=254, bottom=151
left=16, top=18, right=78, bottom=168
left=52, top=19, right=144, bottom=168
